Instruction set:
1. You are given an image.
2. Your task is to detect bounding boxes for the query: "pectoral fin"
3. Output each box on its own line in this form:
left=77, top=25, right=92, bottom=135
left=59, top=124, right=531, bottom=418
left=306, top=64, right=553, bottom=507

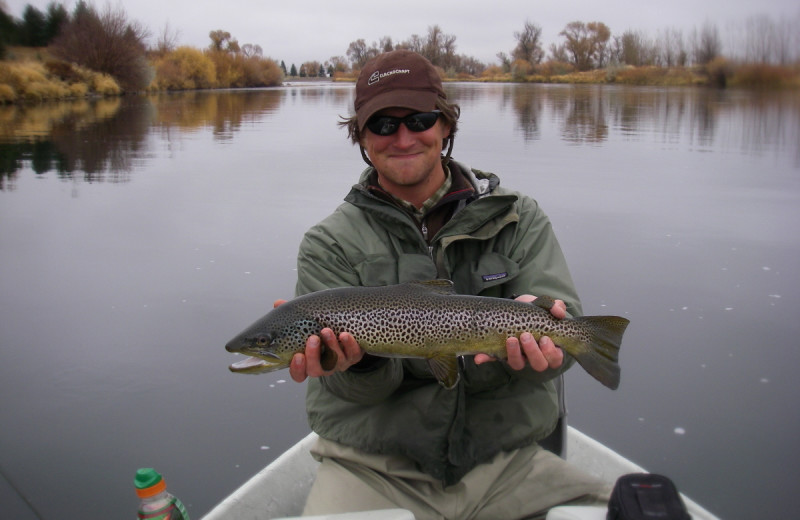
left=427, top=355, right=460, bottom=389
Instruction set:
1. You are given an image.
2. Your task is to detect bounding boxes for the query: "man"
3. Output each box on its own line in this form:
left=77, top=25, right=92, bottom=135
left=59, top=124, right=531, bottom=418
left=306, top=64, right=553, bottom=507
left=287, top=50, right=609, bottom=519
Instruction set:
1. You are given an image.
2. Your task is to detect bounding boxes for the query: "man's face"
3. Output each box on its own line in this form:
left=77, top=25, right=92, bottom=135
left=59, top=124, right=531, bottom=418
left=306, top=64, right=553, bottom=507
left=360, top=108, right=451, bottom=198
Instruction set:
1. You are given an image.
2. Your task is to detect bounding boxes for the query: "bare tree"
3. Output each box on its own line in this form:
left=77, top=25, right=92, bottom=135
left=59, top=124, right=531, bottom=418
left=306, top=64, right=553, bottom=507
left=496, top=51, right=512, bottom=72
left=743, top=15, right=775, bottom=63
left=50, top=2, right=152, bottom=90
left=732, top=14, right=800, bottom=64
left=691, top=22, right=721, bottom=65
left=154, top=21, right=180, bottom=56
left=774, top=14, right=800, bottom=64
left=655, top=27, right=686, bottom=67
left=379, top=36, right=394, bottom=53
left=402, top=34, right=424, bottom=55
left=209, top=30, right=233, bottom=52
left=549, top=42, right=570, bottom=64
left=346, top=38, right=377, bottom=68
left=423, top=25, right=457, bottom=69
left=241, top=43, right=262, bottom=58
left=614, top=30, right=655, bottom=66
left=559, top=21, right=611, bottom=70
left=326, top=55, right=348, bottom=74
left=512, top=21, right=545, bottom=65
left=301, top=61, right=322, bottom=77
left=456, top=54, right=485, bottom=76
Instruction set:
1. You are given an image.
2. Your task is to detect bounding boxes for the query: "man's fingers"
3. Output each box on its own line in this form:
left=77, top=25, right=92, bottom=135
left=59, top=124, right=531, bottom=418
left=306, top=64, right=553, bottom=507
left=289, top=352, right=307, bottom=382
left=538, top=335, right=564, bottom=368
left=519, top=332, right=548, bottom=371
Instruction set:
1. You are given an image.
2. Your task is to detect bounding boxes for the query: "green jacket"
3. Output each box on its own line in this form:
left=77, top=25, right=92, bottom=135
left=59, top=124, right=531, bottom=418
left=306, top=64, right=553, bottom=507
left=295, top=160, right=582, bottom=485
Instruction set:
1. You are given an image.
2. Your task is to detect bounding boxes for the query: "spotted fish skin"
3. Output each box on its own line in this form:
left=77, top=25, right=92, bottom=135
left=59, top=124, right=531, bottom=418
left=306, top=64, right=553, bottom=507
left=225, top=280, right=629, bottom=389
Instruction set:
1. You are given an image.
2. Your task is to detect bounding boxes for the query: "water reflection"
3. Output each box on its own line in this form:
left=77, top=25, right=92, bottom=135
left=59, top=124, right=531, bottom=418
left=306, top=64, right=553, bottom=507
left=1, top=84, right=798, bottom=191
left=1, top=98, right=142, bottom=187
left=0, top=89, right=286, bottom=190
left=460, top=84, right=800, bottom=155
left=150, top=89, right=283, bottom=140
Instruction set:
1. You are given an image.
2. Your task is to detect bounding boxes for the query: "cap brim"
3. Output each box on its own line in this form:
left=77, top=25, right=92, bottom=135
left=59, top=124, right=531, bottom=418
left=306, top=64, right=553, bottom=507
left=357, top=90, right=440, bottom=132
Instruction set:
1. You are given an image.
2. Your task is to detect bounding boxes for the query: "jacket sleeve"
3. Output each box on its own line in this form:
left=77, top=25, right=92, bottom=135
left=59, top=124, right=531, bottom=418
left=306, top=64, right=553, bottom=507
left=295, top=214, right=406, bottom=402
left=295, top=219, right=360, bottom=296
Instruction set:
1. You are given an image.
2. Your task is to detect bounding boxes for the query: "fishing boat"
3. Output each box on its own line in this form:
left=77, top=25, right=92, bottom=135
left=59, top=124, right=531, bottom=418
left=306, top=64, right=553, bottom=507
left=203, top=425, right=719, bottom=519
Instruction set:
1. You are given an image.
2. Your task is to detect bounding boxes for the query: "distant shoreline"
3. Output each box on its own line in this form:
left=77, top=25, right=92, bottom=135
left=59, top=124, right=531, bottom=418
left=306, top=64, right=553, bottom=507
left=2, top=46, right=798, bottom=105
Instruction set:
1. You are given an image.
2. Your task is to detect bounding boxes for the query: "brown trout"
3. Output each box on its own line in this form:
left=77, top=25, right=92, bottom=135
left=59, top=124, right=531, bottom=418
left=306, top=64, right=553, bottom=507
left=225, top=280, right=629, bottom=389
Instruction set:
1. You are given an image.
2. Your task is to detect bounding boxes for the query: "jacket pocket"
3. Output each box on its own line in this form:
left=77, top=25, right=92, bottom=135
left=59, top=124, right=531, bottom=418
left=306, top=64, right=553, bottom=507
left=450, top=252, right=520, bottom=295
left=355, top=253, right=437, bottom=286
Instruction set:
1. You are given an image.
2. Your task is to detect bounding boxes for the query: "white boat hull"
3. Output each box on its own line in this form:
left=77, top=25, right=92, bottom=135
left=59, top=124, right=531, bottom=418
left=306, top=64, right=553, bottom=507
left=204, top=427, right=718, bottom=520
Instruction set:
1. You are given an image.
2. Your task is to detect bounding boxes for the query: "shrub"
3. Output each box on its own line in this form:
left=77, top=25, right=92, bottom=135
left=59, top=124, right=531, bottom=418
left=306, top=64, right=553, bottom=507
left=480, top=65, right=505, bottom=79
left=0, top=84, right=15, bottom=103
left=705, top=57, right=732, bottom=88
left=0, top=61, right=47, bottom=91
left=731, top=64, right=794, bottom=88
left=536, top=60, right=575, bottom=78
left=152, top=46, right=216, bottom=90
left=68, top=82, right=88, bottom=97
left=206, top=50, right=242, bottom=88
left=90, top=73, right=122, bottom=95
left=614, top=66, right=666, bottom=85
left=238, top=56, right=283, bottom=87
left=44, top=59, right=83, bottom=83
left=511, top=59, right=533, bottom=81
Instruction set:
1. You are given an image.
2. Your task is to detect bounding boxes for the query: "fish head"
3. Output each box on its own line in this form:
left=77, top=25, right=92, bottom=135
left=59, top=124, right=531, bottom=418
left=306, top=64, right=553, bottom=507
left=226, top=330, right=290, bottom=374
left=226, top=309, right=318, bottom=374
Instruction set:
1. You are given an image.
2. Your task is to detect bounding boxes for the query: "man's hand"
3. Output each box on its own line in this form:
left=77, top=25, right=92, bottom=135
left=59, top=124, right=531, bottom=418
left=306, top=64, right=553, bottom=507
left=473, top=294, right=566, bottom=371
left=272, top=299, right=365, bottom=383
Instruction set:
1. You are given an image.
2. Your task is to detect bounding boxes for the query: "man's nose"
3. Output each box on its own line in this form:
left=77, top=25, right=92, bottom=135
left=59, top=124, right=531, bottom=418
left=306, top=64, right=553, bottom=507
left=391, top=124, right=416, bottom=147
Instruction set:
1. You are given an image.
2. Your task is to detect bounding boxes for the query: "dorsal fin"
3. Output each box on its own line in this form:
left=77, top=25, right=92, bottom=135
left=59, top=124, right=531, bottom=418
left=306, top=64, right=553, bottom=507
left=408, top=279, right=456, bottom=295
left=533, top=295, right=557, bottom=311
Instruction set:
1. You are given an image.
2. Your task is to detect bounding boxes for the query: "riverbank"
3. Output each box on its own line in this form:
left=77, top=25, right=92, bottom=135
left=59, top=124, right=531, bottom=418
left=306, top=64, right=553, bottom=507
left=0, top=47, right=122, bottom=103
left=286, top=60, right=800, bottom=90
left=2, top=46, right=798, bottom=104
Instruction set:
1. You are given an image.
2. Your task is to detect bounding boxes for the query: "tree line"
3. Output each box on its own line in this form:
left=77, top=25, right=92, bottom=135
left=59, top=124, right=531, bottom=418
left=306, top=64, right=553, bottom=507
left=1, top=0, right=282, bottom=94
left=338, top=17, right=798, bottom=78
left=2, top=0, right=798, bottom=95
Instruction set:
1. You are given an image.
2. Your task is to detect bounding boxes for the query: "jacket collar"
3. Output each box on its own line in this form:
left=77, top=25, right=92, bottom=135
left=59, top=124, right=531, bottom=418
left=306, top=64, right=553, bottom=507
left=345, top=160, right=517, bottom=243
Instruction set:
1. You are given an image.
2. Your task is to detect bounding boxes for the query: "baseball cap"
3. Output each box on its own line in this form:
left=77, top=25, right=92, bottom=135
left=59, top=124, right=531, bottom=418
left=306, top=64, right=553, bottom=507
left=354, top=50, right=446, bottom=132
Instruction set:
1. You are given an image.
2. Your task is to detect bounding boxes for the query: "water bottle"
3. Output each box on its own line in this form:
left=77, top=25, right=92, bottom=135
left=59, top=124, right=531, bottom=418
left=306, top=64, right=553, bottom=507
left=135, top=468, right=189, bottom=519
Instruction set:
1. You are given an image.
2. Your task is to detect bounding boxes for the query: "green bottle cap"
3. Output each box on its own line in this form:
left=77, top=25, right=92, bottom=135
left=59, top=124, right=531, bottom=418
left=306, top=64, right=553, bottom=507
left=134, top=468, right=163, bottom=490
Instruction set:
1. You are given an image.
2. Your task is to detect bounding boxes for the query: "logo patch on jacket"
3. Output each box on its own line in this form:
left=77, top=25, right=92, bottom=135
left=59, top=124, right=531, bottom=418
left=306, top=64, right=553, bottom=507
left=482, top=272, right=508, bottom=282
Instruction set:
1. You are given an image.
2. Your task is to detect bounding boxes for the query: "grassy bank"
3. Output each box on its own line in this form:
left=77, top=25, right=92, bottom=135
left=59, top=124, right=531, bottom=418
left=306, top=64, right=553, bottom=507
left=0, top=48, right=121, bottom=103
left=332, top=60, right=800, bottom=89
left=0, top=46, right=284, bottom=104
left=475, top=61, right=800, bottom=88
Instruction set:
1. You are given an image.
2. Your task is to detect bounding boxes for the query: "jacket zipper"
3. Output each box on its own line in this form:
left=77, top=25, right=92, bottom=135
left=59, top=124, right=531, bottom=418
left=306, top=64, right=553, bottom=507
left=421, top=220, right=436, bottom=264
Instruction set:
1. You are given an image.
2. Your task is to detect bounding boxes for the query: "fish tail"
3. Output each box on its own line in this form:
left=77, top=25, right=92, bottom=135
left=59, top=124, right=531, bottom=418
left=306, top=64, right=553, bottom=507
left=559, top=316, right=629, bottom=390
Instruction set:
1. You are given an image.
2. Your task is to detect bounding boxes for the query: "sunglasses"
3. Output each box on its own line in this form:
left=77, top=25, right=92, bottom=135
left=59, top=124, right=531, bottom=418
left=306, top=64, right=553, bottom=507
left=365, top=110, right=441, bottom=136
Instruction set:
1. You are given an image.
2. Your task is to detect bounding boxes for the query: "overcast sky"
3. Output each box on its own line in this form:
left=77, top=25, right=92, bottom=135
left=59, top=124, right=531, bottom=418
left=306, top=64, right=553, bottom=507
left=6, top=0, right=799, bottom=66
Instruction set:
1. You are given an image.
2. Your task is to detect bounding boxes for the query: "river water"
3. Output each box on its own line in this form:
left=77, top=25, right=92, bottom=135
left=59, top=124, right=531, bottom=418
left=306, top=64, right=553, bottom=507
left=0, top=83, right=798, bottom=519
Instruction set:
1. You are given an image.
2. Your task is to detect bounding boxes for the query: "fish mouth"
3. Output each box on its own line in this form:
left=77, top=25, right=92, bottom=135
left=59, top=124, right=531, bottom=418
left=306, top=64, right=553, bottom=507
left=228, top=353, right=287, bottom=374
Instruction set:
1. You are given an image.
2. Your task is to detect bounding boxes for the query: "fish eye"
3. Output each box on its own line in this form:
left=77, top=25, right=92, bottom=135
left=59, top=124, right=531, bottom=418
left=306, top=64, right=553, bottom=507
left=255, top=335, right=270, bottom=346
